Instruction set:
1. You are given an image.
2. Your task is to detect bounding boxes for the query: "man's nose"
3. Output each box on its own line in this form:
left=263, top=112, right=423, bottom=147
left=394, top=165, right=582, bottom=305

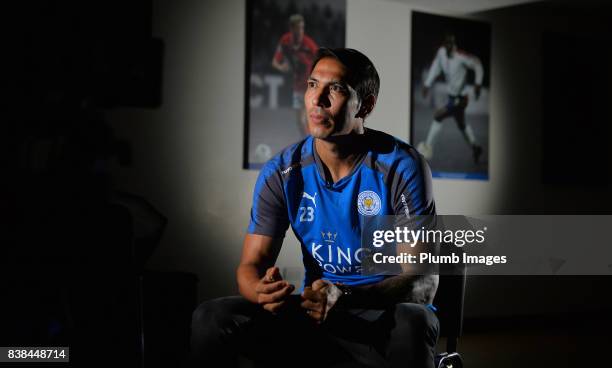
left=311, top=88, right=330, bottom=108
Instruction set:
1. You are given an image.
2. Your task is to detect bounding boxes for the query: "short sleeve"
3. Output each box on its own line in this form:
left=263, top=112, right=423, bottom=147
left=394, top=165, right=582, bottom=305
left=392, top=153, right=436, bottom=219
left=305, top=36, right=319, bottom=55
left=247, top=164, right=290, bottom=238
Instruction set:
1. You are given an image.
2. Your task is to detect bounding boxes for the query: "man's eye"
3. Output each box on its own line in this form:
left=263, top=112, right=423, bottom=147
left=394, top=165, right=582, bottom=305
left=307, top=81, right=316, bottom=88
left=330, top=85, right=345, bottom=93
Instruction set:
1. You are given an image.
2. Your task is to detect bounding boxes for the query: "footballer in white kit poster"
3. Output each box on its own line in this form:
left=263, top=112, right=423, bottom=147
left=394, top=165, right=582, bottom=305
left=411, top=11, right=491, bottom=180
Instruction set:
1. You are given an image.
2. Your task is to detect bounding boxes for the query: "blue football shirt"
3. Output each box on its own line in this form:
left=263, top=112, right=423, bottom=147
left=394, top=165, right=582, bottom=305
left=247, top=128, right=435, bottom=287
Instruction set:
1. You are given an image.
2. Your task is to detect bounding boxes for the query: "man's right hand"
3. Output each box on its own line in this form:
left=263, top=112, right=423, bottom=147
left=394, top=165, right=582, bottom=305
left=278, top=62, right=290, bottom=73
left=272, top=60, right=290, bottom=73
left=254, top=267, right=294, bottom=313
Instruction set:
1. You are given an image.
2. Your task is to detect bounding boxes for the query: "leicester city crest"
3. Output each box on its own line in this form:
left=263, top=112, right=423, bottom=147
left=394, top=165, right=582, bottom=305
left=357, top=190, right=381, bottom=216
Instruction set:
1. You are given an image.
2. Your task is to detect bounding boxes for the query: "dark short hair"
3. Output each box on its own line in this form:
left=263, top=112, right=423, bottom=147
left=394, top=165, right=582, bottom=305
left=311, top=48, right=380, bottom=102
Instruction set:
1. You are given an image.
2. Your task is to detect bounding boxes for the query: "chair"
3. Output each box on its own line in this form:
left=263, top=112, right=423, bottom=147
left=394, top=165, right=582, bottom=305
left=432, top=262, right=467, bottom=368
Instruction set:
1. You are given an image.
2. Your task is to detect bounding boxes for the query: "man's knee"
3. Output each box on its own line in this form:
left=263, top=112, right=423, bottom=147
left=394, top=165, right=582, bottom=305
left=190, top=297, right=258, bottom=362
left=435, top=104, right=455, bottom=120
left=191, top=296, right=252, bottom=338
left=192, top=298, right=222, bottom=324
left=393, top=303, right=439, bottom=342
left=381, top=304, right=439, bottom=367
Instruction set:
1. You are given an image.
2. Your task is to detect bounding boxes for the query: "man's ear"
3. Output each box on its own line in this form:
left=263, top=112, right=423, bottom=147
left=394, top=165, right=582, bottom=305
left=356, top=95, right=376, bottom=119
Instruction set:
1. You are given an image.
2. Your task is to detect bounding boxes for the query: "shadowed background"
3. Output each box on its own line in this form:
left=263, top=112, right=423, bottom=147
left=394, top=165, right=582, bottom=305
left=2, top=0, right=612, bottom=367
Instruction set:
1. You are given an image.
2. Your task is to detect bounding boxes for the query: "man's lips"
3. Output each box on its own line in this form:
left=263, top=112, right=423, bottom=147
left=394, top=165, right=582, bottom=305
left=309, top=113, right=329, bottom=124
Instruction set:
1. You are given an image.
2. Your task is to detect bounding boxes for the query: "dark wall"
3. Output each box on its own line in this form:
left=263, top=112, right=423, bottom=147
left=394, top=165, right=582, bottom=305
left=463, top=0, right=612, bottom=320
left=480, top=0, right=612, bottom=214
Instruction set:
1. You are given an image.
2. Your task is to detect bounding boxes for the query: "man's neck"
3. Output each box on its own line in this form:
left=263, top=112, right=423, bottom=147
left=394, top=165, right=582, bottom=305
left=314, top=131, right=368, bottom=184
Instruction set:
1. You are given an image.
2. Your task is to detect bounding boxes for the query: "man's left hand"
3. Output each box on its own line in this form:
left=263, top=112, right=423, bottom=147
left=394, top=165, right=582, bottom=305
left=300, top=279, right=329, bottom=323
left=474, top=85, right=481, bottom=100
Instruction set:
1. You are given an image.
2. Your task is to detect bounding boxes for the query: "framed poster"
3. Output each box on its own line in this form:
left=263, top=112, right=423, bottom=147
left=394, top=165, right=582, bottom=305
left=244, top=0, right=346, bottom=169
left=411, top=11, right=491, bottom=180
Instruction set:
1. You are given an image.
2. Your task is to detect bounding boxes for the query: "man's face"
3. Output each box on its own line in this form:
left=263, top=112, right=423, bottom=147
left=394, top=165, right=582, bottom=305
left=304, top=57, right=362, bottom=139
left=291, top=21, right=304, bottom=44
left=443, top=35, right=456, bottom=57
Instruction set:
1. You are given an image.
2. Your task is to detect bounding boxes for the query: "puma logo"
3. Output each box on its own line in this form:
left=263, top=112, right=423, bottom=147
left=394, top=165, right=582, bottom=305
left=302, top=192, right=317, bottom=208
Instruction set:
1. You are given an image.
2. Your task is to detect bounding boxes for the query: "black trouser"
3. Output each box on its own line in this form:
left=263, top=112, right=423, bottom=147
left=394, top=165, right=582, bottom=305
left=189, top=295, right=439, bottom=368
